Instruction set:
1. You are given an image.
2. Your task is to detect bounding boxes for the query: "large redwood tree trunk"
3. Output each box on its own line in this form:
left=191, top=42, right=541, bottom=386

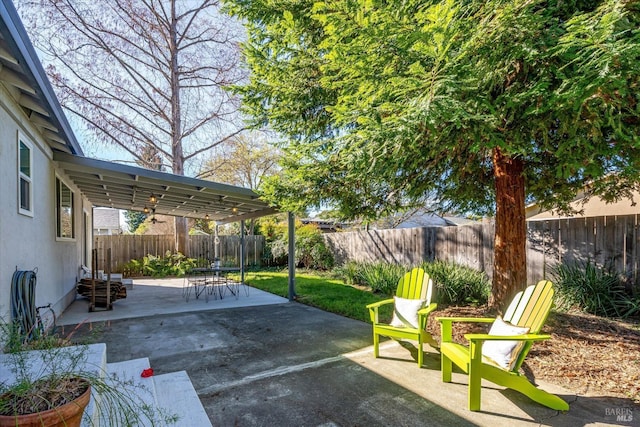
left=490, top=147, right=527, bottom=313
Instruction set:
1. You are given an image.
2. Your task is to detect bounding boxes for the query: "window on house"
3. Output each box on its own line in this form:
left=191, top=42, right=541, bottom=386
left=56, top=177, right=75, bottom=239
left=18, top=139, right=33, bottom=216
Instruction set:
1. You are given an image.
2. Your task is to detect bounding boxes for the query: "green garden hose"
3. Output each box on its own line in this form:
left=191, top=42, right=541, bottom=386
left=10, top=268, right=38, bottom=340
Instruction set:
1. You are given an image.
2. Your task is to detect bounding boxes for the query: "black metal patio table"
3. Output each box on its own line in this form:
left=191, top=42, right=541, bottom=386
left=183, top=267, right=241, bottom=302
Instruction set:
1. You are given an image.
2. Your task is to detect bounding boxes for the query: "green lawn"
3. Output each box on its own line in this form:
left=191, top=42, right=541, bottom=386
left=240, top=270, right=393, bottom=323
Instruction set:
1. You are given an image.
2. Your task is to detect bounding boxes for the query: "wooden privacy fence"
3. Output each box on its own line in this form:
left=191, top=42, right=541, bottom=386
left=94, top=234, right=265, bottom=273
left=324, top=214, right=640, bottom=286
left=323, top=223, right=496, bottom=277
left=528, top=215, right=640, bottom=285
left=95, top=214, right=640, bottom=284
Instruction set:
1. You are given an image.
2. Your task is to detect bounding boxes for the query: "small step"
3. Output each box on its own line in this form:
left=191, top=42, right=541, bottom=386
left=94, top=357, right=157, bottom=427
left=154, top=371, right=212, bottom=427
left=80, top=344, right=108, bottom=427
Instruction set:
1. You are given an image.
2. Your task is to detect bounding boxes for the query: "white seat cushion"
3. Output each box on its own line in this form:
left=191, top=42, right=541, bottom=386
left=389, top=296, right=426, bottom=329
left=481, top=316, right=530, bottom=370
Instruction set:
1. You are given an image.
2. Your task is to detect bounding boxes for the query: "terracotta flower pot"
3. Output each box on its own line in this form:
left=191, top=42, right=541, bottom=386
left=0, top=383, right=91, bottom=427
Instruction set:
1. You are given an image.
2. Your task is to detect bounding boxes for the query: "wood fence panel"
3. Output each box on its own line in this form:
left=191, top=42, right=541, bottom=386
left=585, top=217, right=597, bottom=260
left=593, top=216, right=605, bottom=267
left=604, top=216, right=616, bottom=265
left=96, top=234, right=264, bottom=272
left=98, top=214, right=640, bottom=285
left=632, top=215, right=639, bottom=284
left=527, top=221, right=546, bottom=283
left=622, top=215, right=635, bottom=275
left=617, top=216, right=629, bottom=274
left=323, top=214, right=640, bottom=287
left=559, top=219, right=570, bottom=264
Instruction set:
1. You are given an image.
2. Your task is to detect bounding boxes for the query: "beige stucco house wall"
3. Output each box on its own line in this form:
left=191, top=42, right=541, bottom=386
left=0, top=0, right=93, bottom=321
left=0, top=83, right=93, bottom=321
left=526, top=191, right=640, bottom=220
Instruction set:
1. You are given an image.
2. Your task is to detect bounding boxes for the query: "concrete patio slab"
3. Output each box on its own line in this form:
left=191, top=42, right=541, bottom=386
left=60, top=284, right=638, bottom=426
left=57, top=277, right=288, bottom=326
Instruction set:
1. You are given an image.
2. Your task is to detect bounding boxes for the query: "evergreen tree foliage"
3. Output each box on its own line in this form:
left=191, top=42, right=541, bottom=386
left=225, top=0, right=640, bottom=309
left=124, top=211, right=147, bottom=234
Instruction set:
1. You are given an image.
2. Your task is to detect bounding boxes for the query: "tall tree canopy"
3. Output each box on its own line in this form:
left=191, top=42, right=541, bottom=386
left=198, top=133, right=280, bottom=190
left=226, top=0, right=640, bottom=310
left=19, top=0, right=246, bottom=253
left=198, top=133, right=281, bottom=234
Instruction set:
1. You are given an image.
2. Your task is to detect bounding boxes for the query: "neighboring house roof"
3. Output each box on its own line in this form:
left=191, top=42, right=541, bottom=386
left=526, top=190, right=640, bottom=220
left=93, top=208, right=120, bottom=230
left=141, top=214, right=175, bottom=235
left=300, top=218, right=347, bottom=233
left=393, top=212, right=452, bottom=228
left=0, top=0, right=82, bottom=155
left=441, top=216, right=481, bottom=226
left=373, top=209, right=459, bottom=229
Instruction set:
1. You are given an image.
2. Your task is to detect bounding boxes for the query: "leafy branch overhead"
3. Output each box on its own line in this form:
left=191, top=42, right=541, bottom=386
left=227, top=0, right=639, bottom=217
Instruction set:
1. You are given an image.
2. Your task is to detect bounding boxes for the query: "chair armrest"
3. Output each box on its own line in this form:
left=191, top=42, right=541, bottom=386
left=366, top=299, right=394, bottom=310
left=418, top=303, right=437, bottom=330
left=464, top=333, right=551, bottom=342
left=437, top=317, right=494, bottom=343
left=436, top=317, right=495, bottom=324
left=366, top=298, right=394, bottom=323
left=417, top=303, right=437, bottom=316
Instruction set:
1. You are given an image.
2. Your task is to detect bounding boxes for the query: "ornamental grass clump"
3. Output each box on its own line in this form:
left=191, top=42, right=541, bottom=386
left=550, top=259, right=640, bottom=319
left=421, top=260, right=490, bottom=305
left=358, top=262, right=406, bottom=295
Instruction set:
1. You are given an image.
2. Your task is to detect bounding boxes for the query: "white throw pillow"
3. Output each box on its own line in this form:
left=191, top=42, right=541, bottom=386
left=389, top=296, right=426, bottom=329
left=481, top=316, right=530, bottom=370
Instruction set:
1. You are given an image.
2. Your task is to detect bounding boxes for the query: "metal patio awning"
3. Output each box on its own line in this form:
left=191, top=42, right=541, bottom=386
left=53, top=151, right=279, bottom=224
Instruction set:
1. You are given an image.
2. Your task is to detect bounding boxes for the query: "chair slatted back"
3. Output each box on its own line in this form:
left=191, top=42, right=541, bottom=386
left=503, top=280, right=554, bottom=334
left=502, top=280, right=554, bottom=371
left=396, top=268, right=433, bottom=304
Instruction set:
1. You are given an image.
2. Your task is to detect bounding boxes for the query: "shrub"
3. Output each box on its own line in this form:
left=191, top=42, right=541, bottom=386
left=259, top=216, right=288, bottom=266
left=261, top=219, right=334, bottom=270
left=358, top=262, right=406, bottom=295
left=295, top=224, right=334, bottom=270
left=121, top=258, right=144, bottom=277
left=550, top=259, right=639, bottom=319
left=333, top=260, right=361, bottom=286
left=420, top=260, right=490, bottom=305
left=121, top=252, right=197, bottom=278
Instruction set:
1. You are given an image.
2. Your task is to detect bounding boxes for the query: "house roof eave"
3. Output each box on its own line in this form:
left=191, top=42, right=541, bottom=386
left=0, top=0, right=83, bottom=155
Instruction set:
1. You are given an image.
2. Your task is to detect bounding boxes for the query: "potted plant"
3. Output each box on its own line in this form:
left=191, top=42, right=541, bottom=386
left=0, top=372, right=91, bottom=427
left=0, top=320, right=176, bottom=426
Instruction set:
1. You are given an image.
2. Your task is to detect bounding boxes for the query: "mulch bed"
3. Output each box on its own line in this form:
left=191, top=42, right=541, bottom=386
left=427, top=306, right=640, bottom=403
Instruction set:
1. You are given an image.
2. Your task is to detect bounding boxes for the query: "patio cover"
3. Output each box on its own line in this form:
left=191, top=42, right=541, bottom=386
left=53, top=151, right=278, bottom=224
left=55, top=151, right=296, bottom=300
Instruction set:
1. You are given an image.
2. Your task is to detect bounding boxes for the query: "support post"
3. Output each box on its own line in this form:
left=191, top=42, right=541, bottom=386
left=288, top=212, right=296, bottom=301
left=214, top=223, right=219, bottom=265
left=240, top=220, right=246, bottom=284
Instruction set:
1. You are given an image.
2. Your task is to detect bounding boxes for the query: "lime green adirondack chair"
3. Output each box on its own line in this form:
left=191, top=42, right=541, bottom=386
left=366, top=268, right=438, bottom=367
left=437, top=280, right=569, bottom=411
